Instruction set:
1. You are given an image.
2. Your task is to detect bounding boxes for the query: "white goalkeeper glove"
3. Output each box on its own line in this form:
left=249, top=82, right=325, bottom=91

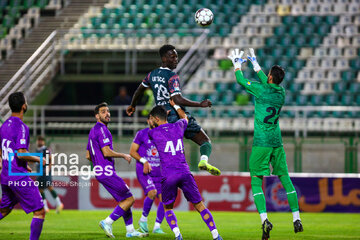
left=247, top=48, right=261, bottom=72
left=228, top=49, right=247, bottom=70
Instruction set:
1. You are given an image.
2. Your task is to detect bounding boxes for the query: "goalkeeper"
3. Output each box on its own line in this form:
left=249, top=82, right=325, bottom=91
left=228, top=48, right=303, bottom=240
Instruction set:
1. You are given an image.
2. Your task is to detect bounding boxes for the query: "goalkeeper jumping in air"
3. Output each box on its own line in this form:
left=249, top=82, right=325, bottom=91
left=228, top=48, right=303, bottom=240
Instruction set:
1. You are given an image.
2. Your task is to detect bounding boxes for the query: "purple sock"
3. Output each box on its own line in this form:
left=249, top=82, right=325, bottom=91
left=123, top=209, right=133, bottom=226
left=0, top=212, right=4, bottom=220
left=156, top=202, right=165, bottom=224
left=200, top=209, right=216, bottom=232
left=142, top=197, right=154, bottom=217
left=165, top=210, right=178, bottom=231
left=109, top=205, right=126, bottom=222
left=30, top=218, right=44, bottom=240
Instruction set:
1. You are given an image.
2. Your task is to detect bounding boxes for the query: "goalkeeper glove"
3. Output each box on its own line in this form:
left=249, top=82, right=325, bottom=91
left=228, top=49, right=247, bottom=70
left=247, top=48, right=261, bottom=72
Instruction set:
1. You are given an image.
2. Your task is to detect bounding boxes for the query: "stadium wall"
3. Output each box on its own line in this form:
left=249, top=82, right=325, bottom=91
left=4, top=173, right=358, bottom=213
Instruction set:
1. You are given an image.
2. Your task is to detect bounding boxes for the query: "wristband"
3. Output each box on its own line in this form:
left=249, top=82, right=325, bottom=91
left=139, top=157, right=147, bottom=164
left=173, top=105, right=181, bottom=111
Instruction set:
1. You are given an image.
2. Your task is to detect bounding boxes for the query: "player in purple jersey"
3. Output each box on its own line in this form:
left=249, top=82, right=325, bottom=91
left=0, top=92, right=46, bottom=240
left=86, top=102, right=146, bottom=238
left=126, top=44, right=221, bottom=177
left=147, top=100, right=223, bottom=240
left=130, top=116, right=165, bottom=235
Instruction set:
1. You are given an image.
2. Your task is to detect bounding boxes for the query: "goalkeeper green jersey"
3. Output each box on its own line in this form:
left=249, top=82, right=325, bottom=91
left=235, top=70, right=285, bottom=147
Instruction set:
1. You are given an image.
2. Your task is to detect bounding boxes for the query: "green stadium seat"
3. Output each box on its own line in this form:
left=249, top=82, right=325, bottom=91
left=285, top=93, right=294, bottom=105
left=0, top=27, right=7, bottom=39
left=208, top=93, right=219, bottom=105
left=333, top=82, right=346, bottom=93
left=302, top=24, right=315, bottom=36
left=317, top=24, right=330, bottom=36
left=294, top=35, right=306, bottom=47
left=296, top=16, right=308, bottom=25
left=292, top=59, right=305, bottom=69
left=2, top=15, right=14, bottom=28
left=215, top=82, right=227, bottom=93
left=0, top=0, right=8, bottom=8
left=308, top=35, right=321, bottom=47
left=280, top=35, right=292, bottom=46
left=296, top=95, right=308, bottom=106
left=341, top=70, right=356, bottom=82
left=282, top=16, right=294, bottom=25
left=349, top=83, right=360, bottom=93
left=8, top=0, right=21, bottom=8
left=325, top=15, right=338, bottom=25
left=36, top=0, right=48, bottom=8
left=289, top=25, right=300, bottom=35
left=350, top=58, right=360, bottom=69
left=220, top=91, right=234, bottom=105
left=341, top=94, right=354, bottom=106
left=325, top=94, right=338, bottom=105
left=311, top=95, right=324, bottom=105
left=23, top=0, right=35, bottom=9
left=274, top=25, right=286, bottom=35
left=310, top=16, right=322, bottom=25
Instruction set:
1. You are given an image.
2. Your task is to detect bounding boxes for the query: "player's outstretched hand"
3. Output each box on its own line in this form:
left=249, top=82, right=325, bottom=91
left=123, top=154, right=132, bottom=164
left=143, top=162, right=152, bottom=174
left=200, top=99, right=212, bottom=108
left=126, top=105, right=135, bottom=116
left=169, top=98, right=175, bottom=106
left=247, top=48, right=261, bottom=72
left=228, top=48, right=247, bottom=70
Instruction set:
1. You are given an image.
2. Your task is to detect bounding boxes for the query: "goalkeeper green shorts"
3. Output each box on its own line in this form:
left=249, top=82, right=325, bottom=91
left=249, top=146, right=289, bottom=176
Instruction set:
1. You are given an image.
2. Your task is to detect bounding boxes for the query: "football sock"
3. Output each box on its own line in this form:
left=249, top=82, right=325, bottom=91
left=279, top=175, right=300, bottom=213
left=251, top=176, right=267, bottom=221
left=43, top=199, right=49, bottom=211
left=155, top=202, right=165, bottom=224
left=55, top=197, right=62, bottom=206
left=40, top=192, right=46, bottom=199
left=165, top=210, right=180, bottom=237
left=126, top=223, right=135, bottom=233
left=0, top=212, right=4, bottom=220
left=154, top=222, right=161, bottom=230
left=106, top=205, right=126, bottom=224
left=50, top=189, right=58, bottom=199
left=30, top=218, right=44, bottom=240
left=200, top=209, right=218, bottom=238
left=292, top=211, right=300, bottom=222
left=141, top=197, right=153, bottom=221
left=200, top=141, right=212, bottom=160
left=123, top=209, right=133, bottom=226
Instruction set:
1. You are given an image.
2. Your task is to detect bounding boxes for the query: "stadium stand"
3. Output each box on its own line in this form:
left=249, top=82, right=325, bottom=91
left=0, top=0, right=359, bottom=135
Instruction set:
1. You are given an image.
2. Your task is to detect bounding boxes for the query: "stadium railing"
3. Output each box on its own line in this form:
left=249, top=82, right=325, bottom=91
left=0, top=105, right=359, bottom=137
left=0, top=30, right=57, bottom=118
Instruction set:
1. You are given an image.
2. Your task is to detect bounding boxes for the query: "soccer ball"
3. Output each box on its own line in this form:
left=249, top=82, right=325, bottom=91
left=195, top=8, right=214, bottom=27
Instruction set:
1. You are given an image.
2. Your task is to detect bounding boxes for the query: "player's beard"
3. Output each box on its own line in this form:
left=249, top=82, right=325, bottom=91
left=100, top=116, right=110, bottom=125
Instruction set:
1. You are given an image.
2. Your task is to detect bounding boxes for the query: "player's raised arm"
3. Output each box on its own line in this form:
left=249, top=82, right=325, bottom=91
left=101, top=145, right=132, bottom=164
left=17, top=148, right=46, bottom=165
left=170, top=98, right=188, bottom=122
left=127, top=83, right=148, bottom=116
left=228, top=49, right=262, bottom=98
left=168, top=74, right=212, bottom=108
left=129, top=142, right=152, bottom=174
left=247, top=48, right=268, bottom=84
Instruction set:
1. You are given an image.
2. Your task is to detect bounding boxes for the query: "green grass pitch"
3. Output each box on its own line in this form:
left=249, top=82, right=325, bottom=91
left=1, top=210, right=359, bottom=240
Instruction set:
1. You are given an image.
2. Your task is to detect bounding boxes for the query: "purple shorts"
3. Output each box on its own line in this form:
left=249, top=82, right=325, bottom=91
left=0, top=179, right=44, bottom=214
left=97, top=174, right=133, bottom=202
left=161, top=172, right=202, bottom=205
left=136, top=164, right=161, bottom=196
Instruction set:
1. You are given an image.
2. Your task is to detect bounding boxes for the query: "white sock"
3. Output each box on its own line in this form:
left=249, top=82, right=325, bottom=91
left=104, top=216, right=114, bottom=225
left=173, top=227, right=180, bottom=237
left=211, top=229, right=219, bottom=239
left=43, top=199, right=49, bottom=211
left=126, top=224, right=135, bottom=233
left=292, top=211, right=300, bottom=222
left=200, top=155, right=208, bottom=162
left=260, top=213, right=268, bottom=223
left=55, top=196, right=62, bottom=206
left=140, top=214, right=147, bottom=222
left=153, top=222, right=161, bottom=230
